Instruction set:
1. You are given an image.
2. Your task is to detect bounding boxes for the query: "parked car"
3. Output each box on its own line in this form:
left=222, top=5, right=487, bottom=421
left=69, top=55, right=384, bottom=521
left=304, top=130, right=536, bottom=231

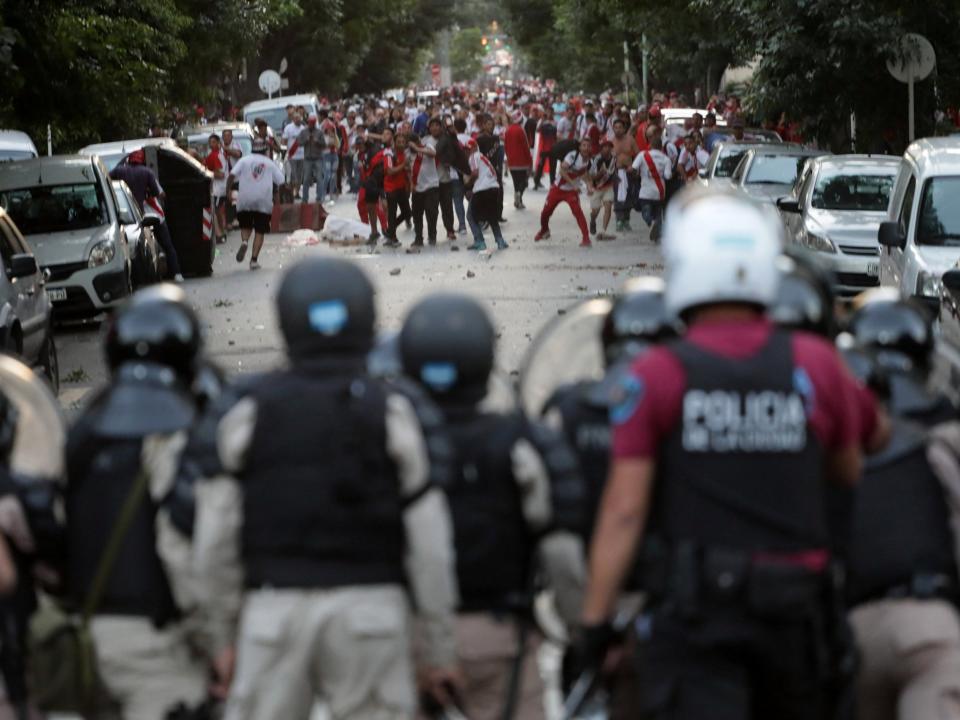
left=112, top=180, right=164, bottom=287
left=78, top=137, right=177, bottom=171
left=698, top=142, right=770, bottom=189
left=243, top=93, right=321, bottom=138
left=777, top=155, right=898, bottom=296
left=703, top=128, right=782, bottom=152
left=879, top=137, right=960, bottom=309
left=0, top=155, right=133, bottom=319
left=0, top=131, right=39, bottom=163
left=0, top=208, right=58, bottom=390
left=730, top=146, right=824, bottom=205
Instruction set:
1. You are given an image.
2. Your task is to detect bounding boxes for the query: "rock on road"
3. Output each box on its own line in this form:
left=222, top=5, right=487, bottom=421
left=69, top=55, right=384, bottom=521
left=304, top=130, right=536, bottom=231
left=55, top=187, right=665, bottom=410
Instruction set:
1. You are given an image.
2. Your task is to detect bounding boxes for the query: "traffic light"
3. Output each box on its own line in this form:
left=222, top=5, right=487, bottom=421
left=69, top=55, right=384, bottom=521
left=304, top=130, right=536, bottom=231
left=481, top=36, right=487, bottom=46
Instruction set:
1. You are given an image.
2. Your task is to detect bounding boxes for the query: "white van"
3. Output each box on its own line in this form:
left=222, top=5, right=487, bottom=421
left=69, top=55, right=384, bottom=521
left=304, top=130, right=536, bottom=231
left=79, top=137, right=177, bottom=171
left=0, top=131, right=39, bottom=162
left=879, top=137, right=960, bottom=307
left=243, top=94, right=321, bottom=136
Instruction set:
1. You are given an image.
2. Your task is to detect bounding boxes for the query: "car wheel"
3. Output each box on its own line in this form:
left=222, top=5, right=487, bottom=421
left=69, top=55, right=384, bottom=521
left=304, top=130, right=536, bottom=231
left=39, top=330, right=59, bottom=395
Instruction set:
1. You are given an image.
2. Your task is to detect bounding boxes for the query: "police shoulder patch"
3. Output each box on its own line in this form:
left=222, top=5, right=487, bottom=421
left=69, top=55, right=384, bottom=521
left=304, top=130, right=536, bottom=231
left=609, top=374, right=645, bottom=425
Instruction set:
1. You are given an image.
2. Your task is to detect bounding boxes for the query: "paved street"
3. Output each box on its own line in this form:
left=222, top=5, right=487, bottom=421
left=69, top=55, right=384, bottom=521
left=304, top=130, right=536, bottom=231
left=55, top=187, right=664, bottom=409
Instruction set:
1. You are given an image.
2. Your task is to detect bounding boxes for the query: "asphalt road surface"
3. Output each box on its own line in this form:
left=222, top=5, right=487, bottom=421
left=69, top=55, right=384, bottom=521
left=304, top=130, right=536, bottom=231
left=55, top=185, right=665, bottom=411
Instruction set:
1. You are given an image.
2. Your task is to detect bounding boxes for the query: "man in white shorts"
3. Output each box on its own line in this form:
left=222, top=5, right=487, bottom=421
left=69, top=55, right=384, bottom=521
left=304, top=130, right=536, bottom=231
left=588, top=139, right=616, bottom=240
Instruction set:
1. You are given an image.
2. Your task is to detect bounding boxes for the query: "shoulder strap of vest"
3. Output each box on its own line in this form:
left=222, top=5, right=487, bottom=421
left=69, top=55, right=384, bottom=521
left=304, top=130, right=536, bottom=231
left=82, top=465, right=151, bottom=623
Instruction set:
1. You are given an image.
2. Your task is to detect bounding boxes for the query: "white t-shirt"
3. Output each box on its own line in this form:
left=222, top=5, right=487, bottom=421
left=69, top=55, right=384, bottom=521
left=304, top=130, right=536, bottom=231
left=210, top=149, right=228, bottom=197
left=678, top=147, right=710, bottom=176
left=283, top=123, right=304, bottom=160
left=556, top=150, right=590, bottom=192
left=232, top=154, right=285, bottom=214
left=470, top=150, right=499, bottom=193
left=449, top=133, right=471, bottom=181
left=632, top=149, right=673, bottom=201
left=413, top=136, right=440, bottom=192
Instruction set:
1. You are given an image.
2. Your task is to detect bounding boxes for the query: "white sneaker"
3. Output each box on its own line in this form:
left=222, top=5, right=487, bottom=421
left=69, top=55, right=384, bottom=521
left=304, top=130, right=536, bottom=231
left=173, top=274, right=185, bottom=283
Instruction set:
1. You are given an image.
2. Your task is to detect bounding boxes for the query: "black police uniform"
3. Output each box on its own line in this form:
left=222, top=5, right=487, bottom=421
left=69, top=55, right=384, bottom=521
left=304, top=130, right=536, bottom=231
left=847, top=417, right=958, bottom=607
left=636, top=331, right=838, bottom=720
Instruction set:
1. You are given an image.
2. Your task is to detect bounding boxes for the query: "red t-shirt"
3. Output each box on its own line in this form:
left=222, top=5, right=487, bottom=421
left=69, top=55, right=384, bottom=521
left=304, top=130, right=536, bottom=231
left=204, top=152, right=223, bottom=176
left=383, top=149, right=407, bottom=193
left=504, top=123, right=532, bottom=170
left=612, top=318, right=878, bottom=460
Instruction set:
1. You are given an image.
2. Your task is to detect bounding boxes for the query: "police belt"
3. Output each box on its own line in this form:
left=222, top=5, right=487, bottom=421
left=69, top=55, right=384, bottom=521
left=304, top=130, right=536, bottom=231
left=639, top=539, right=832, bottom=619
left=870, top=573, right=959, bottom=605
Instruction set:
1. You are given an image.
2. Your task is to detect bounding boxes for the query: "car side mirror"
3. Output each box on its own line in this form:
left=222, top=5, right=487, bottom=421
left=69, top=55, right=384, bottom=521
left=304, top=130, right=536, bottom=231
left=943, top=268, right=960, bottom=295
left=141, top=216, right=161, bottom=229
left=776, top=197, right=800, bottom=213
left=8, top=254, right=37, bottom=279
left=878, top=221, right=906, bottom=250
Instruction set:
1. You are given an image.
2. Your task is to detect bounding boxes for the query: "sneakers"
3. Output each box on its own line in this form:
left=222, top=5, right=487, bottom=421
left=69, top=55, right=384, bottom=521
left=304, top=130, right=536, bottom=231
left=457, top=226, right=467, bottom=235
left=173, top=273, right=185, bottom=283
left=236, top=241, right=248, bottom=263
left=367, top=232, right=380, bottom=247
left=496, top=240, right=509, bottom=250
left=590, top=217, right=597, bottom=235
left=580, top=239, right=592, bottom=248
left=615, top=220, right=625, bottom=232
left=384, top=238, right=401, bottom=249
left=467, top=242, right=487, bottom=251
left=428, top=237, right=437, bottom=246
left=446, top=230, right=456, bottom=240
left=534, top=230, right=550, bottom=242
left=249, top=260, right=261, bottom=270
left=411, top=238, right=424, bottom=247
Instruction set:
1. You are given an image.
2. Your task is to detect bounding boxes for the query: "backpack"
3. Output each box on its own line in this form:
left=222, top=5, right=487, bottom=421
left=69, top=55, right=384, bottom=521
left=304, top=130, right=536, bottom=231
left=550, top=138, right=580, bottom=164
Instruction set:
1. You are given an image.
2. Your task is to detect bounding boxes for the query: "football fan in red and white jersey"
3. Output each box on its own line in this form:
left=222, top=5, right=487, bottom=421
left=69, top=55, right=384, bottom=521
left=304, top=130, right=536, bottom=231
left=535, top=137, right=593, bottom=247
left=408, top=117, right=442, bottom=248
left=678, top=132, right=710, bottom=183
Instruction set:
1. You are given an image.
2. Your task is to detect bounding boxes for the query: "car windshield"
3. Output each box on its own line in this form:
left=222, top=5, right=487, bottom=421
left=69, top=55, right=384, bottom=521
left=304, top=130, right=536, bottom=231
left=0, top=150, right=36, bottom=162
left=917, top=177, right=960, bottom=246
left=811, top=171, right=894, bottom=211
left=245, top=108, right=288, bottom=133
left=0, top=183, right=109, bottom=235
left=96, top=152, right=125, bottom=171
left=190, top=135, right=252, bottom=159
left=716, top=149, right=748, bottom=177
left=746, top=155, right=807, bottom=185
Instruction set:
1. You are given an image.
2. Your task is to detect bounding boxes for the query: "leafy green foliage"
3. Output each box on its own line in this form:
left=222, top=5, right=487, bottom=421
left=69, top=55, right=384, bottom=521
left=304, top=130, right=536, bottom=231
left=450, top=27, right=484, bottom=82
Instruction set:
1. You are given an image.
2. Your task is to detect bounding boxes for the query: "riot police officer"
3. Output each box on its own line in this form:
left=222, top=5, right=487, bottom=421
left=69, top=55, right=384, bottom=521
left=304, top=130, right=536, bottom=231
left=580, top=188, right=885, bottom=719
left=64, top=285, right=213, bottom=718
left=399, top=293, right=583, bottom=720
left=541, top=277, right=677, bottom=546
left=192, top=256, right=460, bottom=720
left=842, top=304, right=960, bottom=720
left=847, top=289, right=956, bottom=426
left=769, top=250, right=839, bottom=340
left=0, top=355, right=65, bottom=718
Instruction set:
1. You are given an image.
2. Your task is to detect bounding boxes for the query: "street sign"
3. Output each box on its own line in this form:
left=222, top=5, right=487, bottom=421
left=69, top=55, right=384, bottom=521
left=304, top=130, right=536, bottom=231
left=258, top=69, right=282, bottom=98
left=887, top=33, right=936, bottom=141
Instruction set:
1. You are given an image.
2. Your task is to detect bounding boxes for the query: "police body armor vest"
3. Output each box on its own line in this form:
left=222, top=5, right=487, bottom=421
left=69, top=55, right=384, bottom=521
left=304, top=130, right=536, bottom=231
left=848, top=419, right=958, bottom=604
left=242, top=366, right=405, bottom=589
left=652, top=330, right=826, bottom=552
left=65, top=432, right=178, bottom=625
left=544, top=383, right=610, bottom=543
left=444, top=410, right=534, bottom=613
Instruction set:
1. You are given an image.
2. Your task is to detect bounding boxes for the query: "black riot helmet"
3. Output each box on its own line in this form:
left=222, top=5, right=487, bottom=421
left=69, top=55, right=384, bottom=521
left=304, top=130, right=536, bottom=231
left=847, top=289, right=934, bottom=376
left=104, top=284, right=202, bottom=382
left=601, top=277, right=677, bottom=366
left=399, top=293, right=495, bottom=406
left=277, top=256, right=376, bottom=359
left=770, top=251, right=838, bottom=338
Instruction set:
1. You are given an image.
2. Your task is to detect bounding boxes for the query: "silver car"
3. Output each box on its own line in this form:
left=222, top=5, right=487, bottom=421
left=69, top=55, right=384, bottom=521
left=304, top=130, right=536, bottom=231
left=0, top=208, right=58, bottom=390
left=0, top=155, right=133, bottom=320
left=778, top=155, right=898, bottom=296
left=112, top=180, right=164, bottom=287
left=697, top=142, right=769, bottom=189
left=730, top=146, right=825, bottom=205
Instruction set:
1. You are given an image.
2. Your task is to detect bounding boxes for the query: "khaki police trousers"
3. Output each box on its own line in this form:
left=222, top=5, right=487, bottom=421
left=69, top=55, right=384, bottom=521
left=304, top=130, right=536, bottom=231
left=452, top=613, right=545, bottom=720
left=851, top=599, right=960, bottom=720
left=226, top=586, right=415, bottom=720
left=89, top=616, right=207, bottom=720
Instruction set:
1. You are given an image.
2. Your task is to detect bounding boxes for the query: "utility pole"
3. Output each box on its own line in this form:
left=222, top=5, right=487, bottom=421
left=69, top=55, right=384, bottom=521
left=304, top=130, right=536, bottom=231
left=623, top=41, right=630, bottom=103
left=641, top=33, right=649, bottom=107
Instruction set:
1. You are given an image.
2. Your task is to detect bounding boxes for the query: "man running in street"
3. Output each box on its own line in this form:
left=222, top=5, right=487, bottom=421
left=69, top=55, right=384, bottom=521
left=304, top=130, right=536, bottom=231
left=535, top=137, right=593, bottom=247
left=632, top=124, right=673, bottom=242
left=228, top=144, right=284, bottom=270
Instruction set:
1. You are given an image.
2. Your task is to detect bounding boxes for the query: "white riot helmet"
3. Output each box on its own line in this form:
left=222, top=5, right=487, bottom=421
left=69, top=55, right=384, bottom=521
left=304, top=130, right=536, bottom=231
left=662, top=188, right=783, bottom=318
